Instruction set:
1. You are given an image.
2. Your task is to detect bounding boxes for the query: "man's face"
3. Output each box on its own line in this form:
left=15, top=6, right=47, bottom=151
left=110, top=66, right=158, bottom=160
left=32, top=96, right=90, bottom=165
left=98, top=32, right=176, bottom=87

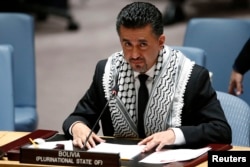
left=119, top=24, right=165, bottom=73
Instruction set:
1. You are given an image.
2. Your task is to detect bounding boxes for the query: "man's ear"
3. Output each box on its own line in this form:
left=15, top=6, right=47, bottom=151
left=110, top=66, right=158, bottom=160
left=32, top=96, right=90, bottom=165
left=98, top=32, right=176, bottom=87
left=159, top=34, right=165, bottom=47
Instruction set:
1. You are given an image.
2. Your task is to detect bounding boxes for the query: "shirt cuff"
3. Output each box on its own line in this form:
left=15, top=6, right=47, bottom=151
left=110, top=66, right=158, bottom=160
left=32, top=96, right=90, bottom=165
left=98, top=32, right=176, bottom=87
left=171, top=128, right=186, bottom=145
left=69, top=121, right=84, bottom=136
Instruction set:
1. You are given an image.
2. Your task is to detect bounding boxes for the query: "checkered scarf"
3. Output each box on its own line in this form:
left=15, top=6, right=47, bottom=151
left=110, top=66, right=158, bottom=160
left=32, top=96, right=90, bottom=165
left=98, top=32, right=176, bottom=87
left=103, top=45, right=194, bottom=137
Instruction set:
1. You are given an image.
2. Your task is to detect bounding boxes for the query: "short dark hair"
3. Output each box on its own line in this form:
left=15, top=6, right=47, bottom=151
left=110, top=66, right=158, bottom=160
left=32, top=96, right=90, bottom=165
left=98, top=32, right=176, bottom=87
left=116, top=2, right=163, bottom=37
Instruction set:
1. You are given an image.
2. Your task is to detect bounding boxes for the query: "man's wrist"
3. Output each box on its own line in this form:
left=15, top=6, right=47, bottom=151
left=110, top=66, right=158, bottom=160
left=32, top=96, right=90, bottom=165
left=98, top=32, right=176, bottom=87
left=69, top=121, right=84, bottom=136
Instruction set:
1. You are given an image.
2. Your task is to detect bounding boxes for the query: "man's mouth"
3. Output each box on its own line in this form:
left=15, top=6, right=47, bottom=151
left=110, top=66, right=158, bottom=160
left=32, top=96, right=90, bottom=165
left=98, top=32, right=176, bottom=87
left=130, top=59, right=144, bottom=64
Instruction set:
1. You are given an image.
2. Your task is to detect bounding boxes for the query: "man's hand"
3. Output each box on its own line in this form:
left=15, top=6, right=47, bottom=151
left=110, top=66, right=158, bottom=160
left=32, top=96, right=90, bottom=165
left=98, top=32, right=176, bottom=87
left=138, top=129, right=175, bottom=152
left=71, top=122, right=105, bottom=149
left=228, top=70, right=244, bottom=96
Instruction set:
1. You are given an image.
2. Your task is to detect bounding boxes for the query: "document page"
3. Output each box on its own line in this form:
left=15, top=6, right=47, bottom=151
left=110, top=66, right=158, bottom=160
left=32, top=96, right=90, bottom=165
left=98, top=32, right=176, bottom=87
left=140, top=147, right=211, bottom=164
left=88, top=143, right=146, bottom=160
left=28, top=140, right=73, bottom=150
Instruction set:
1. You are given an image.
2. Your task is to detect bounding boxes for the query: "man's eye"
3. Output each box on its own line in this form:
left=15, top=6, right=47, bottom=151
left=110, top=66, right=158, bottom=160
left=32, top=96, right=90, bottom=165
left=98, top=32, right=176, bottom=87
left=124, top=42, right=132, bottom=48
left=140, top=43, right=147, bottom=48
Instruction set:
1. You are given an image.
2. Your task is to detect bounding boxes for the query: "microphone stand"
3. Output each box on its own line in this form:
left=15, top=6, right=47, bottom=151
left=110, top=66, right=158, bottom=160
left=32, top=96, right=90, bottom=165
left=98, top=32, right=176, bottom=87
left=83, top=89, right=118, bottom=150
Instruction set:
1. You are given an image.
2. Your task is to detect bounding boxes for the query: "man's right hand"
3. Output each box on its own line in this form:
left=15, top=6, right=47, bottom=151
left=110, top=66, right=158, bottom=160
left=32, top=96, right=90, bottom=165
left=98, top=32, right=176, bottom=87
left=71, top=122, right=105, bottom=149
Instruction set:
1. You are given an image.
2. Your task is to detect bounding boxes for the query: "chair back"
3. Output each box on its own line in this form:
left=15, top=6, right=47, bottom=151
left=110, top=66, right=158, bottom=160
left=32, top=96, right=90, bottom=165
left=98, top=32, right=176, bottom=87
left=0, top=13, right=37, bottom=131
left=0, top=45, right=15, bottom=130
left=216, top=91, right=250, bottom=147
left=183, top=18, right=250, bottom=104
left=171, top=46, right=206, bottom=67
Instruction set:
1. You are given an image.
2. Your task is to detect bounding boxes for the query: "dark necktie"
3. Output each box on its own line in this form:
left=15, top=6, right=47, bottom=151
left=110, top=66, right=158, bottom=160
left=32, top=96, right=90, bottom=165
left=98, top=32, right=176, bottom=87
left=138, top=74, right=149, bottom=138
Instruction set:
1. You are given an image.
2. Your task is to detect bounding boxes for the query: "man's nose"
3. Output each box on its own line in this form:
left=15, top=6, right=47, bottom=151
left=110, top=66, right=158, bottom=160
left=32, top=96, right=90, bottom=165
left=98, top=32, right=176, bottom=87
left=130, top=47, right=140, bottom=59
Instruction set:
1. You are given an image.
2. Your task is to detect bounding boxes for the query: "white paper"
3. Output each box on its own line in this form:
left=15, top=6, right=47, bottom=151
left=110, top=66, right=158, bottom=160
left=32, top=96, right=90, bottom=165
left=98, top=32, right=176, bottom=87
left=28, top=140, right=73, bottom=150
left=88, top=143, right=145, bottom=160
left=140, top=147, right=211, bottom=164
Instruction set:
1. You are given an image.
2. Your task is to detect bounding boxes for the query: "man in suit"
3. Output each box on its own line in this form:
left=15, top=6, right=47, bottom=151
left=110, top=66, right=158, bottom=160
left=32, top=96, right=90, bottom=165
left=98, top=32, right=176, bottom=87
left=63, top=2, right=231, bottom=152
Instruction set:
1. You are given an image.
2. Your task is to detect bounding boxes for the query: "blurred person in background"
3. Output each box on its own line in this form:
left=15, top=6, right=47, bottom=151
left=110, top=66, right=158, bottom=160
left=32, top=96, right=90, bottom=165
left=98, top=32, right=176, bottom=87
left=162, top=0, right=250, bottom=25
left=228, top=38, right=250, bottom=96
left=163, top=0, right=185, bottom=25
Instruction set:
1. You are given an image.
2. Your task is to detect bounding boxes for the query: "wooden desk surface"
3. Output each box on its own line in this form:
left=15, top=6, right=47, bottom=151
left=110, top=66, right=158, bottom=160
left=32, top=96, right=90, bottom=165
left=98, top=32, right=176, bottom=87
left=1, top=131, right=249, bottom=167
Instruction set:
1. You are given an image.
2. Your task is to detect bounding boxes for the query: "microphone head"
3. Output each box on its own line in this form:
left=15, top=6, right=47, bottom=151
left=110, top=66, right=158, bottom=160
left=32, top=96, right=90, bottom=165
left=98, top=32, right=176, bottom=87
left=111, top=67, right=120, bottom=96
left=112, top=84, right=119, bottom=96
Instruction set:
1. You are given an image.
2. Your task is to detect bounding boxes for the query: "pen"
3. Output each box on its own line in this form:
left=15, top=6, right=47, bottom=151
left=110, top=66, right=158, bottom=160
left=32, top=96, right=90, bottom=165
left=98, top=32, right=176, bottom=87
left=55, top=144, right=65, bottom=150
left=29, top=138, right=39, bottom=148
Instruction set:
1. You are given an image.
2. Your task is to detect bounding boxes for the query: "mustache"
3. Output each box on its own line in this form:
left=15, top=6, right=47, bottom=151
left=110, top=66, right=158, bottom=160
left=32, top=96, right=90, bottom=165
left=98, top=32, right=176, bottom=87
left=129, top=57, right=144, bottom=61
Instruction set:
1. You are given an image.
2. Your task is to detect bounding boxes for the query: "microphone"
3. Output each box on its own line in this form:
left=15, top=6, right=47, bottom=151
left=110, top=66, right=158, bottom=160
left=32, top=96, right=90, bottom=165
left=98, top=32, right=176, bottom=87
left=82, top=80, right=119, bottom=150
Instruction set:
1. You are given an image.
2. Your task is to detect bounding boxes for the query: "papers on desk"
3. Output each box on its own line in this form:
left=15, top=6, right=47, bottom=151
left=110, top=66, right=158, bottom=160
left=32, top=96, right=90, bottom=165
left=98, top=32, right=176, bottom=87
left=28, top=140, right=73, bottom=150
left=87, top=143, right=211, bottom=163
left=140, top=146, right=211, bottom=164
left=88, top=142, right=146, bottom=160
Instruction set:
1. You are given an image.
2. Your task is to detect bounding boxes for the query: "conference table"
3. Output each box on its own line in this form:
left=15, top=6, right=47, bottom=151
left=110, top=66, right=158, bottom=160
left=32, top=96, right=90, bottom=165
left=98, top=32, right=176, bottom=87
left=0, top=131, right=250, bottom=167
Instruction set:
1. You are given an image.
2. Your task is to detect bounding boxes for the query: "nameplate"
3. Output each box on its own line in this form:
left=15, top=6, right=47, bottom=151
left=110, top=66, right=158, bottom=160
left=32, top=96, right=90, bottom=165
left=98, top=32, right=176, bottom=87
left=20, top=147, right=120, bottom=167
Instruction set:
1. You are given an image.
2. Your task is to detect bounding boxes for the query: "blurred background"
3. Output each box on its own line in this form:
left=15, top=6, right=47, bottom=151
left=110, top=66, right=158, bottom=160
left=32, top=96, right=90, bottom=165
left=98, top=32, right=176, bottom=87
left=2, top=0, right=249, bottom=133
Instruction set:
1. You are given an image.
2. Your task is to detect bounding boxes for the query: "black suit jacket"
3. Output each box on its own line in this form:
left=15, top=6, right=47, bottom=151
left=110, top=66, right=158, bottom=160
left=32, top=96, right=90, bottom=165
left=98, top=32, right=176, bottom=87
left=63, top=59, right=232, bottom=147
left=233, top=38, right=250, bottom=74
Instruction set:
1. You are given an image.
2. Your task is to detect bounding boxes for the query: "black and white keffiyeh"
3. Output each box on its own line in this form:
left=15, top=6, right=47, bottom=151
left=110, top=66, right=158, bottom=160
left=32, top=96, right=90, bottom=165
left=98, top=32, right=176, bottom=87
left=102, top=45, right=195, bottom=137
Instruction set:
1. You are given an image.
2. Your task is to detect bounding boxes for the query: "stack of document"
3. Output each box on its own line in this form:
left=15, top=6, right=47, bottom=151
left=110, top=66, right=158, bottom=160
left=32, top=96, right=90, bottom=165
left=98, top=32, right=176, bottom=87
left=140, top=147, right=211, bottom=164
left=88, top=143, right=146, bottom=160
left=88, top=142, right=211, bottom=164
left=28, top=140, right=73, bottom=150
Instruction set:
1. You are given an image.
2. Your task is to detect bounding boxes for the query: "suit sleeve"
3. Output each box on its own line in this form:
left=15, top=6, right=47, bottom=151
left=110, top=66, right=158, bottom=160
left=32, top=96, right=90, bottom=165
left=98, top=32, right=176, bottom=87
left=233, top=38, right=250, bottom=75
left=180, top=65, right=232, bottom=147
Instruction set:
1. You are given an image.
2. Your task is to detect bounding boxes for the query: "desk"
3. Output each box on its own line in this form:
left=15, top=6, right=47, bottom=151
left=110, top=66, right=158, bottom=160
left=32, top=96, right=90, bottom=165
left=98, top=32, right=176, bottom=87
left=1, top=131, right=249, bottom=167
